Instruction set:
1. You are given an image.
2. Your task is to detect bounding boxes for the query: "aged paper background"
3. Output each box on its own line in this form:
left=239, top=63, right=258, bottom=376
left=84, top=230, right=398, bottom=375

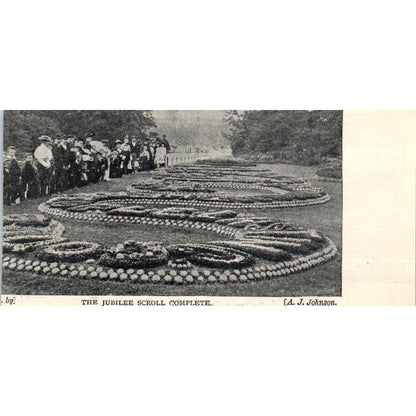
left=1, top=110, right=415, bottom=306
left=342, top=110, right=415, bottom=305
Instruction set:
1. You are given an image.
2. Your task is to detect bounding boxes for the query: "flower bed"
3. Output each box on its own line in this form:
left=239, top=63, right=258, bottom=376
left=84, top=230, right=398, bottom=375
left=126, top=163, right=330, bottom=209
left=43, top=190, right=331, bottom=212
left=167, top=244, right=255, bottom=268
left=211, top=241, right=293, bottom=262
left=194, top=159, right=258, bottom=167
left=3, top=239, right=338, bottom=284
left=107, top=207, right=153, bottom=217
left=3, top=211, right=338, bottom=284
left=3, top=214, right=52, bottom=227
left=38, top=241, right=103, bottom=263
left=99, top=241, right=169, bottom=269
left=168, top=258, right=192, bottom=269
left=4, top=161, right=337, bottom=285
left=3, top=214, right=65, bottom=254
left=3, top=238, right=66, bottom=254
left=5, top=234, right=54, bottom=244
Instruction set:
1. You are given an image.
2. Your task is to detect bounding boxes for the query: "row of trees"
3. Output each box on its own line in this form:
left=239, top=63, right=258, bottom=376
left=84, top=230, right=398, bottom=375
left=3, top=111, right=157, bottom=154
left=4, top=110, right=343, bottom=165
left=224, top=111, right=342, bottom=165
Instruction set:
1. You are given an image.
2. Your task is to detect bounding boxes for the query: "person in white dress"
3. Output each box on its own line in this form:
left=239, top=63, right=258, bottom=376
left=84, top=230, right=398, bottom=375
left=154, top=144, right=167, bottom=168
left=34, top=135, right=54, bottom=196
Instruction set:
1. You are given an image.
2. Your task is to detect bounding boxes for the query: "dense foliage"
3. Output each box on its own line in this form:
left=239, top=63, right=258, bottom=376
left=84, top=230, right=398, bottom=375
left=3, top=110, right=156, bottom=154
left=224, top=110, right=342, bottom=166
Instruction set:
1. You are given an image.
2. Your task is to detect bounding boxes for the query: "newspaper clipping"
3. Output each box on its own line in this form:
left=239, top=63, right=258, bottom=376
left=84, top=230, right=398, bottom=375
left=1, top=110, right=414, bottom=306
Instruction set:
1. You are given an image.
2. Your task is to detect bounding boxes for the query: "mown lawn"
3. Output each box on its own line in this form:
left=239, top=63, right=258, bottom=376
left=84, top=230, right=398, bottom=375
left=2, top=163, right=342, bottom=297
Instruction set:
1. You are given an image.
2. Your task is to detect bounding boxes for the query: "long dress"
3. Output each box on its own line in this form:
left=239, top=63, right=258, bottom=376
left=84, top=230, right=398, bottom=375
left=154, top=146, right=167, bottom=167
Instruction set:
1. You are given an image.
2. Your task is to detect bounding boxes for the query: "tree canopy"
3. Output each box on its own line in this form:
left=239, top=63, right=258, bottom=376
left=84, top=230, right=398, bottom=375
left=224, top=110, right=342, bottom=165
left=3, top=110, right=156, bottom=153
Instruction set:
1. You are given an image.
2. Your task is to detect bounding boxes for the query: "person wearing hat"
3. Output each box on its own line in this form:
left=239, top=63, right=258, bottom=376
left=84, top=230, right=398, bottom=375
left=66, top=143, right=77, bottom=188
left=74, top=139, right=91, bottom=185
left=109, top=150, right=119, bottom=178
left=130, top=136, right=140, bottom=173
left=100, top=139, right=109, bottom=149
left=64, top=137, right=76, bottom=188
left=21, top=153, right=39, bottom=200
left=95, top=150, right=108, bottom=182
left=99, top=140, right=111, bottom=180
left=113, top=139, right=122, bottom=150
left=85, top=145, right=96, bottom=183
left=112, top=142, right=124, bottom=178
left=120, top=136, right=132, bottom=174
left=49, top=138, right=61, bottom=194
left=68, top=144, right=83, bottom=187
left=34, top=136, right=54, bottom=196
left=147, top=140, right=156, bottom=170
left=84, top=136, right=93, bottom=152
left=88, top=148, right=101, bottom=183
left=54, top=138, right=73, bottom=192
left=6, top=146, right=22, bottom=204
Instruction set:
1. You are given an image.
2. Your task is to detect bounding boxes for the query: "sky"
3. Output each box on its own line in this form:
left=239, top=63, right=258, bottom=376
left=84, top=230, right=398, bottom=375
left=152, top=110, right=230, bottom=149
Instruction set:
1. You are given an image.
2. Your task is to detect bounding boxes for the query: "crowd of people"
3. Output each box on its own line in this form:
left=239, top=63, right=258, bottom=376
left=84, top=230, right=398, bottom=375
left=4, top=134, right=170, bottom=205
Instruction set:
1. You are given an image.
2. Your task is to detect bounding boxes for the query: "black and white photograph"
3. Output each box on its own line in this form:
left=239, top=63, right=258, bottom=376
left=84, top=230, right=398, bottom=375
left=1, top=3, right=415, bottom=416
left=2, top=110, right=342, bottom=300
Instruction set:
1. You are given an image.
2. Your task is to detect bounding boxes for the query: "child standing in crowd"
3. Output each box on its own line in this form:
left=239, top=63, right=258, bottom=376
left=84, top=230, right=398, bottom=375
left=120, top=136, right=132, bottom=174
left=95, top=151, right=108, bottom=182
left=21, top=153, right=39, bottom=200
left=109, top=141, right=123, bottom=178
left=100, top=140, right=111, bottom=180
left=139, top=144, right=150, bottom=171
left=130, top=137, right=139, bottom=173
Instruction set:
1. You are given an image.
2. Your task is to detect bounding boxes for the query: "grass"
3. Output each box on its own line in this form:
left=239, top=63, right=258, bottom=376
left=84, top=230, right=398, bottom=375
left=2, top=163, right=342, bottom=297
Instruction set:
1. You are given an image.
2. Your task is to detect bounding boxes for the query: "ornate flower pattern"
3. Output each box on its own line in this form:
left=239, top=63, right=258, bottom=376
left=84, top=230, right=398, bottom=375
left=3, top=163, right=338, bottom=284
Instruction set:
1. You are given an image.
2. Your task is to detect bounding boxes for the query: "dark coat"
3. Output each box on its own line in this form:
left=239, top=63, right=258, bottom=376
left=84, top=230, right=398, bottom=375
left=9, top=158, right=21, bottom=184
left=21, top=161, right=38, bottom=184
left=54, top=144, right=70, bottom=168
